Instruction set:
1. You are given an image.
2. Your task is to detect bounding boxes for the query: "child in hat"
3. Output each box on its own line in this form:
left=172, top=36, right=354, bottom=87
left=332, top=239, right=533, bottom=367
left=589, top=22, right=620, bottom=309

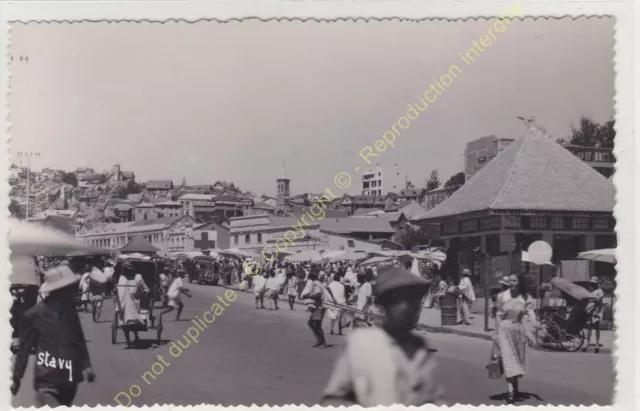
left=11, top=266, right=96, bottom=406
left=321, top=266, right=445, bottom=406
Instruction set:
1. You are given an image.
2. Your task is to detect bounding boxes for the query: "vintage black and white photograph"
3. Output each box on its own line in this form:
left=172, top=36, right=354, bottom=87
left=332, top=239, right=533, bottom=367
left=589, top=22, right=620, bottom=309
left=5, top=4, right=623, bottom=408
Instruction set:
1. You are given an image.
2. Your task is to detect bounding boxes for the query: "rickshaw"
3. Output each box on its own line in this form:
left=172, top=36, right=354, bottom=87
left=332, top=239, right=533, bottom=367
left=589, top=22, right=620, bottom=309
left=534, top=277, right=602, bottom=352
left=192, top=255, right=220, bottom=285
left=111, top=258, right=162, bottom=345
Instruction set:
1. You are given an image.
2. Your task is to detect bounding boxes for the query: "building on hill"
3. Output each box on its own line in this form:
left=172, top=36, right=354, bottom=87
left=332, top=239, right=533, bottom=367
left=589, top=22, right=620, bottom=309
left=193, top=221, right=230, bottom=250
left=145, top=180, right=174, bottom=196
left=422, top=186, right=460, bottom=211
left=336, top=194, right=385, bottom=216
left=413, top=126, right=616, bottom=285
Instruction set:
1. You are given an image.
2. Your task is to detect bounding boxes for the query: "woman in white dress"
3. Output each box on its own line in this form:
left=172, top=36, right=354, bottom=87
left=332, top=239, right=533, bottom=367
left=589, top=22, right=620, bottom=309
left=495, top=274, right=539, bottom=404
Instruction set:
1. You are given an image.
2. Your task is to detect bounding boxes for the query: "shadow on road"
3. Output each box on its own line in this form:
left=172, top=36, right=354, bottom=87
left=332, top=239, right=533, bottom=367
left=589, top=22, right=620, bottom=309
left=489, top=391, right=544, bottom=404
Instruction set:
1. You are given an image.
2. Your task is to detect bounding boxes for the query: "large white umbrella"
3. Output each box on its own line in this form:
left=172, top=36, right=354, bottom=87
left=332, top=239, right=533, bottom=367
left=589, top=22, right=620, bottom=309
left=577, top=248, right=616, bottom=264
left=360, top=256, right=395, bottom=267
left=285, top=250, right=324, bottom=263
left=9, top=218, right=106, bottom=257
left=331, top=249, right=371, bottom=262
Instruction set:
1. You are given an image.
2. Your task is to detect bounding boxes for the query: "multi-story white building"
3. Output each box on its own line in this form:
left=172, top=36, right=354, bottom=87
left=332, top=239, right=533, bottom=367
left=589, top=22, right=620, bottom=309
left=76, top=215, right=198, bottom=256
left=361, top=164, right=406, bottom=195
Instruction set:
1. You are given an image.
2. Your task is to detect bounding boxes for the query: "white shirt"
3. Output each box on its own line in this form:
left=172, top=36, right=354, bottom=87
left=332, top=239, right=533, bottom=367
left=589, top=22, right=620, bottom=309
left=356, top=282, right=373, bottom=311
left=458, top=276, right=476, bottom=301
left=167, top=277, right=184, bottom=299
left=265, top=277, right=279, bottom=291
left=104, top=267, right=115, bottom=280
left=327, top=281, right=346, bottom=304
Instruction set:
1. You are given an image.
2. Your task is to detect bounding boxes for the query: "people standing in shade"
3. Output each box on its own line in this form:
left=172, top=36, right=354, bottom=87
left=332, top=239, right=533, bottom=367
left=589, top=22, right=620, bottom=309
left=302, top=272, right=329, bottom=349
left=584, top=276, right=605, bottom=353
left=495, top=274, right=539, bottom=404
left=285, top=269, right=298, bottom=310
left=161, top=270, right=192, bottom=322
left=253, top=271, right=267, bottom=309
left=429, top=275, right=449, bottom=309
left=321, top=266, right=445, bottom=406
left=457, top=269, right=476, bottom=325
left=327, top=274, right=347, bottom=335
left=11, top=266, right=96, bottom=407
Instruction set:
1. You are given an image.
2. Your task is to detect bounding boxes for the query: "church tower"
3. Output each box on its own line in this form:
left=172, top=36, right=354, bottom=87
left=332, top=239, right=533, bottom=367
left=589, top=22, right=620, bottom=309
left=276, top=160, right=290, bottom=207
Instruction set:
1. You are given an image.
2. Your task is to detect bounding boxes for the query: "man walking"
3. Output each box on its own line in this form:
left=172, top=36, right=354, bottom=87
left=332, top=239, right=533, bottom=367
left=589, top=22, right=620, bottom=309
left=160, top=270, right=192, bottom=322
left=302, top=272, right=329, bottom=349
left=457, top=268, right=476, bottom=325
left=11, top=265, right=96, bottom=407
left=584, top=276, right=605, bottom=353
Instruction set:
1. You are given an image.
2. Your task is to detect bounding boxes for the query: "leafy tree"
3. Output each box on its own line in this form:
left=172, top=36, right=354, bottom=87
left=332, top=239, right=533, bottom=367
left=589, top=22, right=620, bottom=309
left=127, top=179, right=142, bottom=194
left=406, top=181, right=415, bottom=189
left=444, top=172, right=465, bottom=188
left=61, top=172, right=78, bottom=187
left=424, top=169, right=440, bottom=191
left=562, top=117, right=615, bottom=148
left=9, top=199, right=21, bottom=218
left=393, top=225, right=430, bottom=250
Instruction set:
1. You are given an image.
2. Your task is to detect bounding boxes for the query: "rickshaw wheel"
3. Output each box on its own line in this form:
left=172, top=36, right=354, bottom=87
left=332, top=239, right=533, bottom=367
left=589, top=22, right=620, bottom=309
left=535, top=319, right=559, bottom=351
left=111, top=312, right=118, bottom=345
left=561, top=329, right=586, bottom=352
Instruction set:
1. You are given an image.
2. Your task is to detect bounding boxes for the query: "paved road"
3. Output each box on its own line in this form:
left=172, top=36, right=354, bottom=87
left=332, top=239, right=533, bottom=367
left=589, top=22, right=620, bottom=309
left=12, top=283, right=615, bottom=407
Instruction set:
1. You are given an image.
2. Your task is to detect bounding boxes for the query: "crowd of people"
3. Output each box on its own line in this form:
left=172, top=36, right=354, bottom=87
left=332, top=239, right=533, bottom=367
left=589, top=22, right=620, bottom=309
left=9, top=251, right=610, bottom=407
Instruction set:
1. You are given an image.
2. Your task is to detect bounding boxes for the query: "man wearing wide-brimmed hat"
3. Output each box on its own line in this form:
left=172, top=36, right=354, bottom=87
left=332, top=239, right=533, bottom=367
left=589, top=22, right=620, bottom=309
left=457, top=268, right=476, bottom=325
left=11, top=265, right=96, bottom=406
left=321, top=266, right=445, bottom=406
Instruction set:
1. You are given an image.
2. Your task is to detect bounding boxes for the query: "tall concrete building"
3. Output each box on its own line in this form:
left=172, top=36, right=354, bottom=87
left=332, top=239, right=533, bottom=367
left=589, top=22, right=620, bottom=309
left=361, top=164, right=406, bottom=195
left=465, top=135, right=515, bottom=180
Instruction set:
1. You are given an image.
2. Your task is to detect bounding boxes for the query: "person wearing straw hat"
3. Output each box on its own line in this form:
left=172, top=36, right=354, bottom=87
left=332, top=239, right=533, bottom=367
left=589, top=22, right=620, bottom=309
left=11, top=266, right=96, bottom=407
left=584, top=276, right=605, bottom=353
left=321, top=266, right=445, bottom=406
left=457, top=268, right=476, bottom=325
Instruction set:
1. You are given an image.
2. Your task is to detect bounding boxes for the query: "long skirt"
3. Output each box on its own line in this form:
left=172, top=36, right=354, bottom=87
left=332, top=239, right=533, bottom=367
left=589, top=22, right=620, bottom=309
left=497, top=320, right=528, bottom=378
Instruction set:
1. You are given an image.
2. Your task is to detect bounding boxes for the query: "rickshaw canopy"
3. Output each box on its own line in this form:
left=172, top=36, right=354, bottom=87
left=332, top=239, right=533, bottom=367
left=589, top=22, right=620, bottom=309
left=551, top=277, right=593, bottom=300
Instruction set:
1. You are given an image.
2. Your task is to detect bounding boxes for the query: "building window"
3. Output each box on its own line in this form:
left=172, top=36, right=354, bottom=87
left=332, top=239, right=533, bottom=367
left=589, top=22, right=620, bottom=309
left=573, top=217, right=590, bottom=230
left=201, top=232, right=209, bottom=241
left=347, top=240, right=355, bottom=248
left=257, top=233, right=263, bottom=243
left=550, top=216, right=564, bottom=229
left=593, top=218, right=609, bottom=230
left=442, top=221, right=459, bottom=235
left=502, top=215, right=522, bottom=229
left=477, top=156, right=487, bottom=165
left=245, top=234, right=250, bottom=244
left=461, top=219, right=478, bottom=233
left=234, top=235, right=238, bottom=245
left=372, top=181, right=377, bottom=187
left=529, top=216, right=547, bottom=229
left=480, top=216, right=501, bottom=231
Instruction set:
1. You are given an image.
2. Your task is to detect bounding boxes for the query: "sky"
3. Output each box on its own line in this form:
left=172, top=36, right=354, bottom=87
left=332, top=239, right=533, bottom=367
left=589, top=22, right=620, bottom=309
left=9, top=17, right=615, bottom=197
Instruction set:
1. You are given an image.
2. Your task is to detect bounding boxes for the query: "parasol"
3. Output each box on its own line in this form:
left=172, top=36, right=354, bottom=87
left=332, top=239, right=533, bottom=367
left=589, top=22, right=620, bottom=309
left=284, top=250, right=324, bottom=263
left=10, top=253, right=41, bottom=286
left=577, top=248, right=616, bottom=264
left=522, top=251, right=554, bottom=266
left=9, top=218, right=106, bottom=257
left=331, top=249, right=371, bottom=262
left=360, top=256, right=395, bottom=267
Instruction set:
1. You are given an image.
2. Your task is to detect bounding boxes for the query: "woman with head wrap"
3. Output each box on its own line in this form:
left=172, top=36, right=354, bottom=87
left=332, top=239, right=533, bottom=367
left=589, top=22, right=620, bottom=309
left=115, top=260, right=150, bottom=347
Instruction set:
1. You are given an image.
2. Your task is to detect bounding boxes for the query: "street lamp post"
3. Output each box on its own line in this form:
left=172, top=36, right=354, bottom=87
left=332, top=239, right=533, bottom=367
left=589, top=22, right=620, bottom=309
left=17, top=152, right=40, bottom=220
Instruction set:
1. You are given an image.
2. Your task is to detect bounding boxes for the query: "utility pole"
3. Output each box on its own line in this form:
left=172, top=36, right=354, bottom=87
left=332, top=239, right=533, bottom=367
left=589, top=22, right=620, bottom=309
left=17, top=152, right=40, bottom=220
